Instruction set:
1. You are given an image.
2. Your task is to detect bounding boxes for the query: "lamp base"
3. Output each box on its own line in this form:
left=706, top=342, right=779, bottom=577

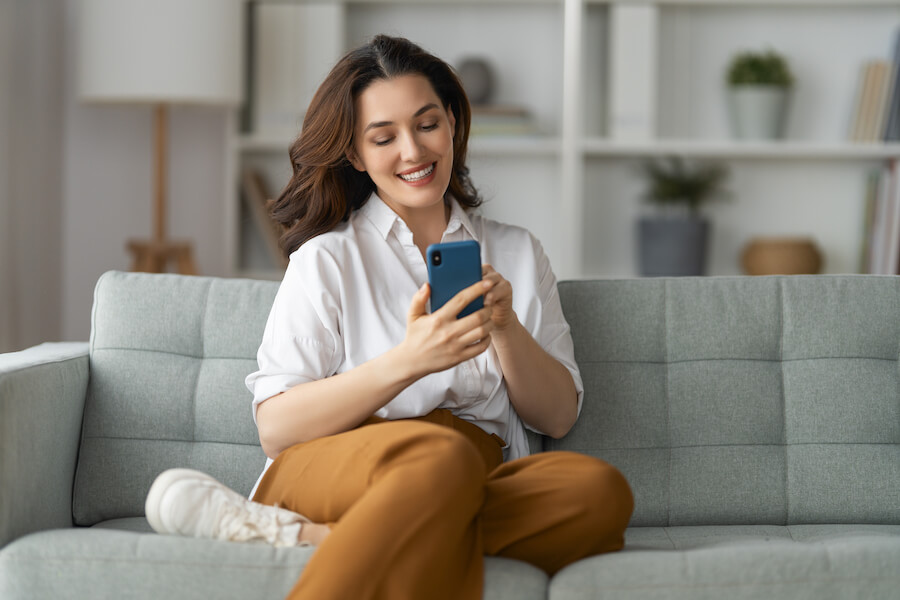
left=127, top=239, right=198, bottom=275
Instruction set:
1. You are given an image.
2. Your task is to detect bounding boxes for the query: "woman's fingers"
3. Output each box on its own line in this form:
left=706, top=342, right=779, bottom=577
left=453, top=306, right=494, bottom=341
left=407, top=282, right=430, bottom=324
left=457, top=326, right=492, bottom=348
left=402, top=277, right=499, bottom=375
left=436, top=279, right=487, bottom=319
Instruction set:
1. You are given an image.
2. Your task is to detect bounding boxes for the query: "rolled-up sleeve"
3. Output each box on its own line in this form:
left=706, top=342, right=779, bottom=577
left=529, top=234, right=585, bottom=419
left=245, top=249, right=343, bottom=423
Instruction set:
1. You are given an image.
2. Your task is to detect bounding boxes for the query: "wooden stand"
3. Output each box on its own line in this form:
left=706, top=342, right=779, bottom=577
left=127, top=240, right=197, bottom=275
left=128, top=104, right=198, bottom=275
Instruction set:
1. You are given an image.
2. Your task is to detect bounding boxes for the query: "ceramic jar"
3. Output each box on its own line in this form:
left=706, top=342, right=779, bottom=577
left=741, top=237, right=822, bottom=275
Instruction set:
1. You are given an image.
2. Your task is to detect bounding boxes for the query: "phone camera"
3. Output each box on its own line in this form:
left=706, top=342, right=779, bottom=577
left=431, top=252, right=442, bottom=266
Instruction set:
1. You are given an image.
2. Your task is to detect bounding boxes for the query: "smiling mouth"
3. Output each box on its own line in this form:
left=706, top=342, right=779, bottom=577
left=397, top=163, right=435, bottom=182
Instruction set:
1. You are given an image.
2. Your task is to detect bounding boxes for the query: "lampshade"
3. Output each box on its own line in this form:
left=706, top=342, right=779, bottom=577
left=79, top=0, right=243, bottom=106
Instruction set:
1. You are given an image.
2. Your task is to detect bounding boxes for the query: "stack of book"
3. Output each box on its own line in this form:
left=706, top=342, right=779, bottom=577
left=861, top=159, right=900, bottom=274
left=849, top=30, right=900, bottom=142
left=469, top=105, right=538, bottom=138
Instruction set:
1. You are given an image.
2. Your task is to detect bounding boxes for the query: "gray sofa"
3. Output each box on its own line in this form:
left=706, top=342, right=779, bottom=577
left=1, top=270, right=899, bottom=599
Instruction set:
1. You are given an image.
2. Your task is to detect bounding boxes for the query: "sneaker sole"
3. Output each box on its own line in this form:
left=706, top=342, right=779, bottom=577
left=145, top=468, right=220, bottom=535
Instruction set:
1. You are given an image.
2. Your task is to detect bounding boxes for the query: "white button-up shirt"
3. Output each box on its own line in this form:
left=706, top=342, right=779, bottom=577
left=246, top=193, right=583, bottom=488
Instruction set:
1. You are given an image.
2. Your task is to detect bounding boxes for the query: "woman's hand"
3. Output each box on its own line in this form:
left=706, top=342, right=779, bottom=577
left=481, top=264, right=516, bottom=331
left=478, top=264, right=577, bottom=437
left=398, top=281, right=495, bottom=379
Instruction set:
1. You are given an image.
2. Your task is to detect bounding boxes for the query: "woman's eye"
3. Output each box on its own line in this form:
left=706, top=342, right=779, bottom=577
left=373, top=137, right=393, bottom=146
left=421, top=122, right=438, bottom=131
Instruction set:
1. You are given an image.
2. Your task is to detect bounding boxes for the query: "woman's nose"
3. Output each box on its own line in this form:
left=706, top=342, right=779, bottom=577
left=399, top=131, right=425, bottom=163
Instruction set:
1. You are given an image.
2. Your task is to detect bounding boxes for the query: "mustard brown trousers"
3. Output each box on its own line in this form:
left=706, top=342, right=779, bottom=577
left=253, top=409, right=634, bottom=600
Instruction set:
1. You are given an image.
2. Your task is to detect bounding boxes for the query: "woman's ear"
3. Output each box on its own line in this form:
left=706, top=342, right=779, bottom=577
left=346, top=148, right=366, bottom=172
left=447, top=107, right=456, bottom=137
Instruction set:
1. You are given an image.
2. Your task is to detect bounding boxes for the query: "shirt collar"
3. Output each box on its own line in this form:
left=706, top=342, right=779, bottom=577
left=359, top=192, right=402, bottom=241
left=359, top=192, right=480, bottom=243
left=444, top=196, right=480, bottom=242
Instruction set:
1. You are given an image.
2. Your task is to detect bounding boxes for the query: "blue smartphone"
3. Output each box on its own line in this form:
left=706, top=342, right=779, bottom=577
left=426, top=240, right=484, bottom=318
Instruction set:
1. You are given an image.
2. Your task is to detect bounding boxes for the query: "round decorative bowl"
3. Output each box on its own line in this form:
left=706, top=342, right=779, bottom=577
left=741, top=237, right=822, bottom=275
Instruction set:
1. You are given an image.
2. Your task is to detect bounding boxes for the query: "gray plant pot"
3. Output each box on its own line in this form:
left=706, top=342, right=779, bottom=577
left=637, top=216, right=709, bottom=277
left=727, top=85, right=790, bottom=140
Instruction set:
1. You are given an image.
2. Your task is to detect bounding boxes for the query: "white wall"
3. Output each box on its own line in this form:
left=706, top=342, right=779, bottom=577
left=60, top=0, right=230, bottom=341
left=6, top=1, right=897, bottom=347
left=0, top=0, right=64, bottom=352
left=0, top=0, right=14, bottom=352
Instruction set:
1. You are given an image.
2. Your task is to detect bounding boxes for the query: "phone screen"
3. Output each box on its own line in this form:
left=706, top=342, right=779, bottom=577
left=426, top=240, right=484, bottom=318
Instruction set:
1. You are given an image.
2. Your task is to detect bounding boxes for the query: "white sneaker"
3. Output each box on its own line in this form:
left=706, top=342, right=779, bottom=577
left=145, top=468, right=311, bottom=547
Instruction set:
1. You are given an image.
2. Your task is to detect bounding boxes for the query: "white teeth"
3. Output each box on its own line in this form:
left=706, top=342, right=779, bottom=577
left=398, top=163, right=434, bottom=182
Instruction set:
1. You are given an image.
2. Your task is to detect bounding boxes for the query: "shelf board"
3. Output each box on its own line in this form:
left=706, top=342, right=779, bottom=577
left=237, top=134, right=561, bottom=158
left=236, top=135, right=293, bottom=153
left=583, top=138, right=900, bottom=160
left=588, top=0, right=899, bottom=6
left=239, top=134, right=900, bottom=160
left=468, top=136, right=561, bottom=157
left=347, top=0, right=560, bottom=4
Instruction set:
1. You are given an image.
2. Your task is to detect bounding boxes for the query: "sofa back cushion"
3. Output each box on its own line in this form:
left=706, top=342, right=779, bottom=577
left=554, top=276, right=900, bottom=527
left=73, top=271, right=279, bottom=525
left=74, top=272, right=900, bottom=529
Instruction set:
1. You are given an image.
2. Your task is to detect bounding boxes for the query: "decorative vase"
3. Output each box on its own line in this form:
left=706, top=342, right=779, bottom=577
left=457, top=58, right=495, bottom=105
left=637, top=216, right=709, bottom=277
left=727, top=85, right=790, bottom=140
left=741, top=237, right=822, bottom=275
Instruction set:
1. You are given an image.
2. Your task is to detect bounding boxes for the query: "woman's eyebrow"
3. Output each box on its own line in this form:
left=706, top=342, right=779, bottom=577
left=363, top=103, right=440, bottom=133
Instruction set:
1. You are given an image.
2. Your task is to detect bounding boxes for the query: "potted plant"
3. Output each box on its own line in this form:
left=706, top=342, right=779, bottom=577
left=726, top=49, right=794, bottom=140
left=636, top=156, right=730, bottom=277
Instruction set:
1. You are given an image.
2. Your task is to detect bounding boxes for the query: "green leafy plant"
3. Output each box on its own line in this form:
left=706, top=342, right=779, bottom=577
left=727, top=49, right=794, bottom=87
left=638, top=156, right=730, bottom=216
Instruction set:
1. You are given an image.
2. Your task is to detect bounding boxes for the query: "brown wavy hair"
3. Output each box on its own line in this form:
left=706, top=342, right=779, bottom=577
left=270, top=35, right=481, bottom=257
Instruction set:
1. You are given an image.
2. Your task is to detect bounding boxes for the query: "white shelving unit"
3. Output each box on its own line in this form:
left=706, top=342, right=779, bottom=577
left=583, top=140, right=900, bottom=160
left=225, top=0, right=900, bottom=281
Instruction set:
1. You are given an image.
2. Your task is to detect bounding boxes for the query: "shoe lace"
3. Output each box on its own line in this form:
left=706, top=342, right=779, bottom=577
left=215, top=499, right=285, bottom=544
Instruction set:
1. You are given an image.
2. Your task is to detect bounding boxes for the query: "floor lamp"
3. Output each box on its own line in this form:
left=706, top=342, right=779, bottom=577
left=78, top=0, right=243, bottom=275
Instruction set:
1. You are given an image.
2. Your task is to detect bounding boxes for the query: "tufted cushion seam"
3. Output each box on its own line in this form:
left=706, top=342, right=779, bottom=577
left=553, top=575, right=900, bottom=594
left=90, top=347, right=256, bottom=361
left=577, top=356, right=900, bottom=365
left=562, top=441, right=900, bottom=452
left=779, top=278, right=790, bottom=523
left=663, top=279, right=672, bottom=528
left=78, top=435, right=259, bottom=447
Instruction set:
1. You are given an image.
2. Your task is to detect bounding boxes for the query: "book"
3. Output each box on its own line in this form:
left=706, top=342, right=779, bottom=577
left=868, top=62, right=892, bottom=142
left=850, top=63, right=876, bottom=141
left=866, top=163, right=890, bottom=273
left=855, top=62, right=892, bottom=142
left=241, top=169, right=288, bottom=269
left=469, top=104, right=538, bottom=137
left=881, top=160, right=900, bottom=274
left=864, top=160, right=900, bottom=274
left=859, top=170, right=880, bottom=273
left=883, top=29, right=900, bottom=141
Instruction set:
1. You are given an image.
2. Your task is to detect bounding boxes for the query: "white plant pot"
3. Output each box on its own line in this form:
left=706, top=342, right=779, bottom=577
left=727, top=85, right=790, bottom=140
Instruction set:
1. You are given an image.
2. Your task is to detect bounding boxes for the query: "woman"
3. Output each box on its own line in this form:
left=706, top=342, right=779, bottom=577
left=145, top=34, right=633, bottom=600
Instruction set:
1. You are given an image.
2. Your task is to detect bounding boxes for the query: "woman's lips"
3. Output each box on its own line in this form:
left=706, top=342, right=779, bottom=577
left=397, top=162, right=436, bottom=184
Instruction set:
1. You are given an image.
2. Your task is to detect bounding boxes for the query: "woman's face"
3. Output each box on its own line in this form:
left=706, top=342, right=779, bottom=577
left=349, top=74, right=456, bottom=220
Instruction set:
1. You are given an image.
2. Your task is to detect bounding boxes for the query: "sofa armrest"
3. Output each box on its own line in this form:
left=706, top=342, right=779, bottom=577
left=0, top=342, right=89, bottom=547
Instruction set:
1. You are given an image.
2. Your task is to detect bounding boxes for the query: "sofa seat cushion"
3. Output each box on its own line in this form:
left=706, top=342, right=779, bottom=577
left=91, top=516, right=155, bottom=533
left=550, top=525, right=900, bottom=600
left=0, top=526, right=547, bottom=600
